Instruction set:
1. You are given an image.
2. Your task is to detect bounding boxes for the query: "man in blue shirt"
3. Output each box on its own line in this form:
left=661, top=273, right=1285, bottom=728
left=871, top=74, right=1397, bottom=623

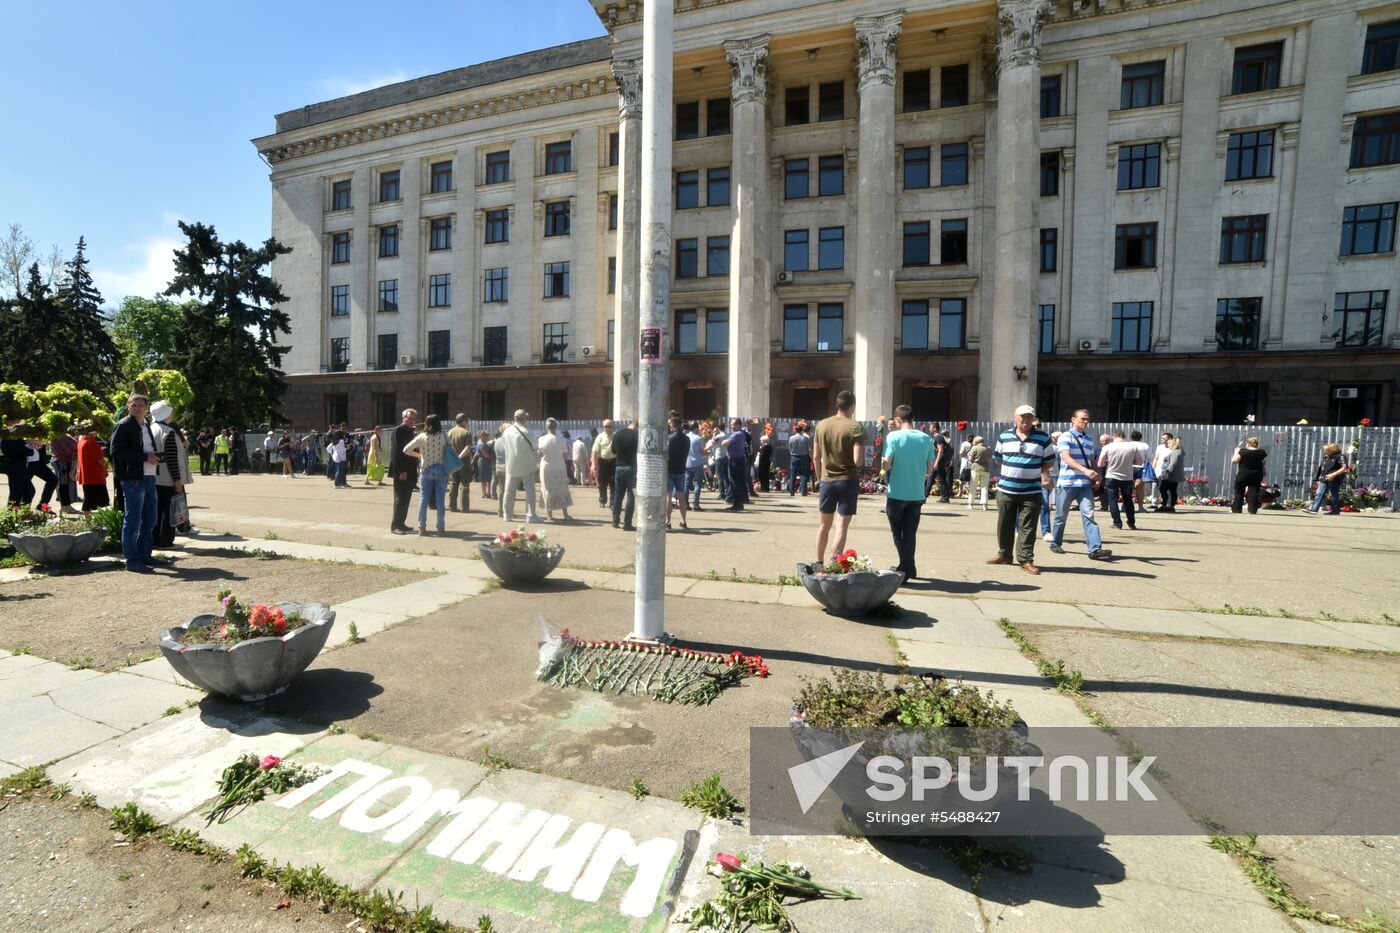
left=881, top=405, right=935, bottom=580
left=987, top=404, right=1056, bottom=574
left=723, top=418, right=749, bottom=511
left=1049, top=408, right=1112, bottom=560
left=685, top=422, right=705, bottom=510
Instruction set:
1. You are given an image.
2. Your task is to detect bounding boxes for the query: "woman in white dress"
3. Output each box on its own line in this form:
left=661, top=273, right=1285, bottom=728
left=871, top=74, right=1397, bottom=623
left=537, top=417, right=573, bottom=521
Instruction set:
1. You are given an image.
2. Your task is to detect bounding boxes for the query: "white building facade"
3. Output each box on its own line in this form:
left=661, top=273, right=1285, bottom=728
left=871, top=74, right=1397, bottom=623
left=256, top=0, right=1400, bottom=428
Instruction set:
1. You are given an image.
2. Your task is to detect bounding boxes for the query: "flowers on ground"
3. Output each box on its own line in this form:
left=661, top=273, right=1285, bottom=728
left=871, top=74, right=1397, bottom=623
left=203, top=752, right=325, bottom=825
left=488, top=527, right=557, bottom=555
left=684, top=851, right=857, bottom=930
left=538, top=629, right=769, bottom=705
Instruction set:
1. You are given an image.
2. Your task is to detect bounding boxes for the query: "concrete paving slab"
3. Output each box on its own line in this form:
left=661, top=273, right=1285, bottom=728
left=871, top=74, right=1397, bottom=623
left=45, top=671, right=201, bottom=732
left=324, top=606, right=403, bottom=645
left=1189, top=615, right=1383, bottom=651
left=685, top=580, right=782, bottom=604
left=894, top=610, right=1022, bottom=650
left=372, top=553, right=479, bottom=575
left=51, top=705, right=322, bottom=823
left=0, top=759, right=19, bottom=779
left=897, top=640, right=1044, bottom=694
left=0, top=661, right=104, bottom=702
left=409, top=574, right=495, bottom=598
left=0, top=695, right=121, bottom=768
left=776, top=584, right=822, bottom=609
left=0, top=652, right=52, bottom=674
left=896, top=594, right=989, bottom=624
left=975, top=600, right=1101, bottom=629
left=121, top=656, right=197, bottom=688
left=1310, top=620, right=1400, bottom=652
left=1077, top=605, right=1233, bottom=639
left=337, top=584, right=471, bottom=619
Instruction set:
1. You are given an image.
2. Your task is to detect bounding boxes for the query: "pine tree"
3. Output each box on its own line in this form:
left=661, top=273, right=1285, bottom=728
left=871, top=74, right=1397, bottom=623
left=53, top=237, right=120, bottom=393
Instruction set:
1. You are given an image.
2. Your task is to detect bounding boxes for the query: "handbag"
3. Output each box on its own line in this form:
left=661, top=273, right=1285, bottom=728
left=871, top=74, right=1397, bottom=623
left=169, top=492, right=189, bottom=528
left=444, top=441, right=464, bottom=474
left=1142, top=461, right=1157, bottom=483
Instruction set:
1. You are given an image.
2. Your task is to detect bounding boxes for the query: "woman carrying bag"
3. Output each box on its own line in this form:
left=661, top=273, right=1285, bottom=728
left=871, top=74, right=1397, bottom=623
left=150, top=400, right=193, bottom=548
left=1307, top=443, right=1348, bottom=515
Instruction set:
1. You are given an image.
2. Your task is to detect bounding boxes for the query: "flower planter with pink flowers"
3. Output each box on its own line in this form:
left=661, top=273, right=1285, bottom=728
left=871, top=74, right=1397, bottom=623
left=479, top=527, right=564, bottom=586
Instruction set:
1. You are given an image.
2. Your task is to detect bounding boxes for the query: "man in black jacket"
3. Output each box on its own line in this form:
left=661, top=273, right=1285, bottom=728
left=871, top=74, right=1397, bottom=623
left=109, top=389, right=162, bottom=572
left=390, top=409, right=419, bottom=533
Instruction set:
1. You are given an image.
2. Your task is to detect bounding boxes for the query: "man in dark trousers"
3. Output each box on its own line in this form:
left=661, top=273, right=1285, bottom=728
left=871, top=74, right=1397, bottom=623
left=390, top=409, right=419, bottom=534
left=108, top=387, right=162, bottom=572
left=610, top=419, right=639, bottom=531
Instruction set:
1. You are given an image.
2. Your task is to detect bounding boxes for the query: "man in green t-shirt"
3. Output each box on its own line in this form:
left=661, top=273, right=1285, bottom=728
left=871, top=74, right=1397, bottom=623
left=881, top=405, right=935, bottom=581
left=591, top=419, right=616, bottom=508
left=811, top=390, right=867, bottom=563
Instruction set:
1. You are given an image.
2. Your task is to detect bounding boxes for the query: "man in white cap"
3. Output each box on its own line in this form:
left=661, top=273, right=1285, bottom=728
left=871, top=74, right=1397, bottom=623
left=501, top=409, right=540, bottom=523
left=263, top=431, right=276, bottom=473
left=987, top=404, right=1057, bottom=574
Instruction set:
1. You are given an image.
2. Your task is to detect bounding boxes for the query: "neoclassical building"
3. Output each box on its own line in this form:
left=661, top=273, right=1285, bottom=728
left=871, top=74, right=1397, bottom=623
left=256, top=0, right=1400, bottom=427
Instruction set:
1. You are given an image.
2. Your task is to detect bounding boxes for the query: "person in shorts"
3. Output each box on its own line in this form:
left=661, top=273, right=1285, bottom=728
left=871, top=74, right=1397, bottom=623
left=811, top=390, right=867, bottom=563
left=665, top=415, right=690, bottom=530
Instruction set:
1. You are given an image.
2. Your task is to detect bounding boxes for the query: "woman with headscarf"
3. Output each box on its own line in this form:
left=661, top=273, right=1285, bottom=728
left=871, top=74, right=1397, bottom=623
left=537, top=417, right=574, bottom=521
left=150, top=399, right=192, bottom=548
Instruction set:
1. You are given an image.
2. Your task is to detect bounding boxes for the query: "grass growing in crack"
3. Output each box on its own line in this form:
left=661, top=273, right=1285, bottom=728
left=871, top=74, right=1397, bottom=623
left=1199, top=604, right=1273, bottom=617
left=867, top=600, right=905, bottom=619
left=477, top=744, right=514, bottom=775
left=0, top=767, right=52, bottom=798
left=476, top=917, right=498, bottom=933
left=345, top=621, right=363, bottom=644
left=1320, top=610, right=1400, bottom=628
left=325, top=723, right=346, bottom=736
left=162, top=828, right=227, bottom=860
left=263, top=531, right=279, bottom=540
left=628, top=777, right=650, bottom=801
left=77, top=792, right=97, bottom=809
left=934, top=837, right=1031, bottom=890
left=996, top=619, right=1083, bottom=694
left=67, top=656, right=95, bottom=671
left=887, top=632, right=911, bottom=675
left=109, top=802, right=161, bottom=840
left=680, top=773, right=741, bottom=820
left=163, top=705, right=182, bottom=717
left=357, top=731, right=381, bottom=742
left=11, top=645, right=30, bottom=656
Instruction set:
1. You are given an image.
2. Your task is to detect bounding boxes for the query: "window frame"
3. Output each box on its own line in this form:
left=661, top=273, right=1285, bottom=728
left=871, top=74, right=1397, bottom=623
left=429, top=216, right=453, bottom=251
left=1110, top=301, right=1154, bottom=353
left=330, top=337, right=350, bottom=372
left=1038, top=304, right=1055, bottom=354
left=675, top=170, right=700, bottom=209
left=544, top=200, right=571, bottom=238
left=543, top=140, right=573, bottom=175
left=940, top=64, right=970, bottom=108
left=903, top=68, right=931, bottom=112
left=817, top=154, right=844, bottom=197
left=484, top=209, right=509, bottom=244
left=940, top=143, right=968, bottom=187
left=376, top=333, right=398, bottom=371
left=483, top=267, right=508, bottom=303
left=429, top=160, right=453, bottom=194
left=427, top=329, right=451, bottom=368
left=783, top=229, right=809, bottom=273
left=901, top=299, right=929, bottom=350
left=331, top=232, right=351, bottom=264
left=783, top=304, right=808, bottom=352
left=1117, top=143, right=1162, bottom=190
left=484, top=150, right=511, bottom=185
left=483, top=326, right=507, bottom=366
left=1225, top=130, right=1274, bottom=181
left=940, top=219, right=968, bottom=265
left=785, top=85, right=810, bottom=126
left=330, top=284, right=349, bottom=317
left=1219, top=214, right=1269, bottom=264
left=378, top=169, right=401, bottom=203
left=676, top=238, right=698, bottom=278
left=1215, top=297, right=1262, bottom=351
left=817, top=226, right=844, bottom=271
left=1362, top=20, right=1400, bottom=75
left=1040, top=228, right=1058, bottom=273
left=904, top=146, right=930, bottom=189
left=903, top=221, right=931, bottom=266
left=1114, top=222, right=1158, bottom=269
left=542, top=261, right=570, bottom=299
left=784, top=158, right=810, bottom=199
left=542, top=323, right=568, bottom=363
left=816, top=303, right=844, bottom=352
left=1120, top=60, right=1165, bottom=110
left=377, top=279, right=398, bottom=314
left=707, top=98, right=731, bottom=136
left=1334, top=291, right=1387, bottom=348
left=676, top=101, right=700, bottom=140
left=707, top=166, right=731, bottom=206
left=704, top=308, right=728, bottom=353
left=428, top=273, right=451, bottom=308
left=938, top=299, right=967, bottom=350
left=676, top=309, right=698, bottom=354
left=1231, top=42, right=1283, bottom=95
left=1350, top=112, right=1400, bottom=168
left=819, top=81, right=845, bottom=121
left=331, top=179, right=352, bottom=211
left=378, top=224, right=399, bottom=259
left=1040, top=74, right=1062, bottom=118
left=1340, top=202, right=1398, bottom=256
left=1040, top=151, right=1060, bottom=197
left=706, top=235, right=730, bottom=277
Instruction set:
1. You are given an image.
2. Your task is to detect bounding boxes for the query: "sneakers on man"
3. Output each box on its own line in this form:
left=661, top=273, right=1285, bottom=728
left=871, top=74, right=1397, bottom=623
left=1048, top=543, right=1065, bottom=554
left=1088, top=548, right=1113, bottom=561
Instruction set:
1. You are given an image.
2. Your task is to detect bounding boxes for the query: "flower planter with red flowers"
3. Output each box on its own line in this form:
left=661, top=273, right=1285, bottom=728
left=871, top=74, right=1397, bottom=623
left=159, top=589, right=335, bottom=702
left=478, top=527, right=564, bottom=586
left=796, top=551, right=904, bottom=616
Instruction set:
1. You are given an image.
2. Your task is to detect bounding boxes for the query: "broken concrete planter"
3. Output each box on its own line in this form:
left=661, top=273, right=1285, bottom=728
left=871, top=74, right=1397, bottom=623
left=478, top=544, right=565, bottom=586
left=795, top=562, right=904, bottom=615
left=7, top=529, right=105, bottom=566
left=158, top=602, right=335, bottom=702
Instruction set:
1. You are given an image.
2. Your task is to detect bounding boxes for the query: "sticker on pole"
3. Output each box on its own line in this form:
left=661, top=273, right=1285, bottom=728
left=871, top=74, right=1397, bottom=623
left=640, top=327, right=663, bottom=365
left=637, top=454, right=665, bottom=496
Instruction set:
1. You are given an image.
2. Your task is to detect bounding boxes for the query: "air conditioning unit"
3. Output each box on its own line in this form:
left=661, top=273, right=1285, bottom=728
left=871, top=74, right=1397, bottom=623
left=580, top=345, right=598, bottom=357
left=1078, top=339, right=1095, bottom=352
left=1333, top=387, right=1359, bottom=399
left=1121, top=386, right=1142, bottom=400
left=776, top=270, right=795, bottom=285
left=399, top=355, right=415, bottom=366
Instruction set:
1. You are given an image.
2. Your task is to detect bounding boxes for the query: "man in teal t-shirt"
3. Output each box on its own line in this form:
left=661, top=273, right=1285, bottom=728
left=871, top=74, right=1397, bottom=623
left=881, top=405, right=936, bottom=581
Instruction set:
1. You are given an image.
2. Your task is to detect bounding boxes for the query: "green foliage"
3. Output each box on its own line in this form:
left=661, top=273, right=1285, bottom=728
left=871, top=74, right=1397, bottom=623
left=680, top=773, right=741, bottom=819
left=628, top=777, right=650, bottom=801
left=996, top=618, right=1084, bottom=694
left=89, top=506, right=124, bottom=545
left=111, top=295, right=193, bottom=378
left=160, top=827, right=227, bottom=861
left=0, top=766, right=52, bottom=798
left=795, top=668, right=1019, bottom=732
left=1, top=379, right=115, bottom=441
left=67, top=656, right=95, bottom=671
left=109, top=802, right=161, bottom=840
left=477, top=744, right=513, bottom=775
left=111, top=369, right=195, bottom=420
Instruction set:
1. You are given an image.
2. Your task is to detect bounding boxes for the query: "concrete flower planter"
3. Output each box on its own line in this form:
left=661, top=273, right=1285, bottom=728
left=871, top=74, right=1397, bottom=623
left=158, top=602, right=336, bottom=702
left=795, top=562, right=904, bottom=616
left=478, top=544, right=565, bottom=586
left=7, top=530, right=105, bottom=566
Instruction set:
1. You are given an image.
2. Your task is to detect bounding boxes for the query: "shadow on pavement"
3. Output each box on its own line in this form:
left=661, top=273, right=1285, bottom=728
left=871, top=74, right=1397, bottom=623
left=262, top=669, right=385, bottom=722
left=906, top=578, right=1039, bottom=595
left=1086, top=679, right=1400, bottom=719
left=197, top=696, right=328, bottom=736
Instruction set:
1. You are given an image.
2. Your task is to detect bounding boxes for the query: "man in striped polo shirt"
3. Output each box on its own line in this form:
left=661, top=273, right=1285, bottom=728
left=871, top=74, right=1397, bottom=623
left=987, top=404, right=1057, bottom=574
left=1049, top=408, right=1112, bottom=561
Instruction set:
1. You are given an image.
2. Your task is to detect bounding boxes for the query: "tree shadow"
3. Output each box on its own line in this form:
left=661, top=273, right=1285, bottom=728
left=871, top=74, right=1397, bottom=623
left=0, top=591, right=52, bottom=602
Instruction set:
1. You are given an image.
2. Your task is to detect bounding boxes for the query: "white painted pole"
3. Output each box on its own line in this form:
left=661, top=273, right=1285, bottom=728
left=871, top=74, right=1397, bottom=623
left=631, top=0, right=673, bottom=642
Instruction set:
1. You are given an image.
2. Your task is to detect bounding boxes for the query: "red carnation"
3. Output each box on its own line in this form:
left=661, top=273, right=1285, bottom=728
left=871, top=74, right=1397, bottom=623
left=716, top=853, right=742, bottom=872
left=259, top=755, right=281, bottom=770
left=1360, top=418, right=1371, bottom=426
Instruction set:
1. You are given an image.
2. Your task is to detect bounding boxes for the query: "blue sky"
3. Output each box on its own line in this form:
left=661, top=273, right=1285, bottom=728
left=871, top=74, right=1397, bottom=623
left=0, top=0, right=604, bottom=307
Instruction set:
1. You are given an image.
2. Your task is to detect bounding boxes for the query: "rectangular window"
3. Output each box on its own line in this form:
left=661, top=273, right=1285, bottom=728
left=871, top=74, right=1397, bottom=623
left=331, top=232, right=351, bottom=264
left=676, top=238, right=698, bottom=278
left=485, top=209, right=509, bottom=244
left=428, top=329, right=450, bottom=368
left=483, top=326, right=507, bottom=366
left=607, top=256, right=616, bottom=294
left=609, top=131, right=620, bottom=167
left=609, top=193, right=618, bottom=231
left=707, top=166, right=730, bottom=206
left=373, top=393, right=396, bottom=426
left=1211, top=384, right=1261, bottom=426
left=819, top=81, right=845, bottom=121
left=1115, top=222, right=1158, bottom=269
left=676, top=309, right=697, bottom=353
left=429, top=216, right=453, bottom=250
left=783, top=305, right=808, bottom=352
left=940, top=219, right=968, bottom=265
left=1220, top=214, right=1268, bottom=263
left=1328, top=384, right=1382, bottom=426
left=706, top=236, right=730, bottom=277
left=705, top=308, right=728, bottom=353
left=676, top=170, right=700, bottom=209
left=901, top=300, right=928, bottom=350
left=1040, top=228, right=1058, bottom=273
left=331, top=179, right=351, bottom=211
left=1340, top=202, right=1398, bottom=256
left=428, top=273, right=451, bottom=308
left=377, top=333, right=397, bottom=370
left=1120, top=61, right=1165, bottom=109
left=938, top=299, right=966, bottom=349
left=483, top=268, right=508, bottom=303
left=330, top=284, right=349, bottom=317
left=485, top=150, right=511, bottom=184
left=379, top=224, right=399, bottom=258
left=378, top=279, right=398, bottom=313
left=1117, top=143, right=1161, bottom=190
left=330, top=337, right=350, bottom=372
left=903, top=68, right=930, bottom=112
left=544, top=201, right=570, bottom=237
left=544, top=140, right=572, bottom=175
left=430, top=160, right=453, bottom=193
left=378, top=169, right=400, bottom=202
left=1039, top=304, right=1055, bottom=354
left=707, top=98, right=731, bottom=136
left=1232, top=42, right=1283, bottom=94
left=784, top=158, right=809, bottom=199
left=481, top=389, right=505, bottom=421
left=1334, top=291, right=1387, bottom=347
left=1351, top=112, right=1400, bottom=168
left=1362, top=20, right=1400, bottom=75
left=541, top=389, right=568, bottom=420
left=1040, top=151, right=1060, bottom=196
left=1215, top=297, right=1261, bottom=350
left=424, top=391, right=449, bottom=420
left=818, top=227, right=844, bottom=270
left=904, top=146, right=930, bottom=189
left=941, top=64, right=969, bottom=107
left=1225, top=130, right=1274, bottom=181
left=542, top=323, right=568, bottom=363
left=1111, top=301, right=1153, bottom=352
left=676, top=101, right=700, bottom=140
left=607, top=320, right=615, bottom=361
left=784, top=230, right=809, bottom=272
left=818, top=155, right=844, bottom=196
left=941, top=143, right=968, bottom=186
left=785, top=85, right=809, bottom=125
left=817, top=303, right=843, bottom=352
left=903, top=221, right=931, bottom=266
left=543, top=262, right=570, bottom=298
left=1040, top=75, right=1062, bottom=118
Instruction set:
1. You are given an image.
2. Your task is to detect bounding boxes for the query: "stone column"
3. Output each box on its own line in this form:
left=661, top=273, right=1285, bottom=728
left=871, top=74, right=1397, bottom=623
left=851, top=13, right=902, bottom=422
left=985, top=0, right=1050, bottom=420
left=349, top=165, right=372, bottom=371
left=724, top=35, right=772, bottom=418
left=613, top=58, right=643, bottom=421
